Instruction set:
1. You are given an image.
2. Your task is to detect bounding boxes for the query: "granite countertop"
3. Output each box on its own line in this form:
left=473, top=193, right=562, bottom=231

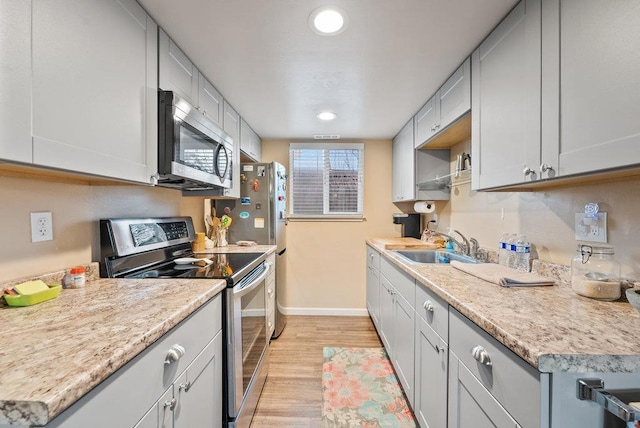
left=0, top=244, right=276, bottom=426
left=367, top=238, right=640, bottom=373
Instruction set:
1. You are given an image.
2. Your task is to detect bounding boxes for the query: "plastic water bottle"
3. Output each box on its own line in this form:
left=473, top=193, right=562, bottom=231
left=506, top=234, right=518, bottom=269
left=498, top=233, right=509, bottom=266
left=514, top=235, right=531, bottom=272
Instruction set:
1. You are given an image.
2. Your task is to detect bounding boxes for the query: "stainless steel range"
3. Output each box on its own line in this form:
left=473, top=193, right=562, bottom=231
left=100, top=216, right=270, bottom=428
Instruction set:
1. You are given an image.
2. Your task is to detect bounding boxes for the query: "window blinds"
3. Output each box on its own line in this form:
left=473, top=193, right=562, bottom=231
left=289, top=143, right=364, bottom=218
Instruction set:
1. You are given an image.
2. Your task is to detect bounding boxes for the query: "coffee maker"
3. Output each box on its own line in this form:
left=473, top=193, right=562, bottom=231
left=392, top=213, right=421, bottom=239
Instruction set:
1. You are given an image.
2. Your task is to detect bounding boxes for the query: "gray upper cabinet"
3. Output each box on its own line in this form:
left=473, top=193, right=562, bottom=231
left=159, top=29, right=224, bottom=129
left=223, top=101, right=241, bottom=198
left=32, top=0, right=158, bottom=184
left=471, top=0, right=541, bottom=190
left=198, top=72, right=223, bottom=128
left=0, top=1, right=31, bottom=164
left=240, top=118, right=262, bottom=162
left=392, top=119, right=416, bottom=202
left=415, top=58, right=471, bottom=149
left=541, top=0, right=640, bottom=179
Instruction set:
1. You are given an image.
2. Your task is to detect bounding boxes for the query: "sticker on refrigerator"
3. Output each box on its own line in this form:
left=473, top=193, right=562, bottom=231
left=239, top=212, right=250, bottom=219
left=257, top=166, right=266, bottom=177
left=241, top=197, right=251, bottom=205
left=254, top=218, right=265, bottom=228
left=243, top=165, right=254, bottom=171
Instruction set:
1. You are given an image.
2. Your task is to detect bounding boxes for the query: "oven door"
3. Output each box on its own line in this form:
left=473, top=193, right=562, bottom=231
left=158, top=90, right=233, bottom=189
left=226, top=261, right=270, bottom=420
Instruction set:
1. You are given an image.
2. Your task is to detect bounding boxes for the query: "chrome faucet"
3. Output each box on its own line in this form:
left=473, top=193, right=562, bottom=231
left=434, top=230, right=470, bottom=256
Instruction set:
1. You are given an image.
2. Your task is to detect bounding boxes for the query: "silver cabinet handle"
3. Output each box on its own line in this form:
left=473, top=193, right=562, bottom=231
left=267, top=288, right=274, bottom=296
left=179, top=381, right=191, bottom=392
left=434, top=344, right=444, bottom=353
left=523, top=166, right=534, bottom=176
left=422, top=300, right=434, bottom=312
left=164, top=398, right=177, bottom=410
left=471, top=345, right=492, bottom=366
left=540, top=163, right=554, bottom=173
left=164, top=344, right=186, bottom=365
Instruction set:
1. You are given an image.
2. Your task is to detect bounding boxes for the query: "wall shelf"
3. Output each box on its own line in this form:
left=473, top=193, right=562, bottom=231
left=417, top=169, right=471, bottom=190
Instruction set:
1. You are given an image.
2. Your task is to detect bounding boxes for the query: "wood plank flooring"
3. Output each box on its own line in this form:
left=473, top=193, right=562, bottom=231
left=251, top=315, right=382, bottom=427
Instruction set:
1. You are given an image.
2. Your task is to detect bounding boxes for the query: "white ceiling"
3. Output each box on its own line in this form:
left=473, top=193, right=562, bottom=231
left=138, top=0, right=518, bottom=140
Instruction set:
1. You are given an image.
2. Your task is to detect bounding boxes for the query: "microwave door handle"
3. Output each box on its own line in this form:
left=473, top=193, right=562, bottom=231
left=233, top=262, right=271, bottom=298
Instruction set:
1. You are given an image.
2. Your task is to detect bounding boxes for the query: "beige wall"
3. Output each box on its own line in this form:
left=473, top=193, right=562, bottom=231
left=262, top=139, right=399, bottom=314
left=424, top=140, right=640, bottom=280
left=0, top=174, right=205, bottom=281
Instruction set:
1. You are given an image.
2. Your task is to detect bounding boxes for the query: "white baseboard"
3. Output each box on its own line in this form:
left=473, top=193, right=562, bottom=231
left=282, top=307, right=369, bottom=316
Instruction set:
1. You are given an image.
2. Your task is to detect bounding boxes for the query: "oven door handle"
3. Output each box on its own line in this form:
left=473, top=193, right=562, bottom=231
left=233, top=262, right=271, bottom=298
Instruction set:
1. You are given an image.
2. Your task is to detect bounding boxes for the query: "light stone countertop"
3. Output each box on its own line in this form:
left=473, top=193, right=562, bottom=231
left=367, top=238, right=640, bottom=373
left=0, top=245, right=276, bottom=426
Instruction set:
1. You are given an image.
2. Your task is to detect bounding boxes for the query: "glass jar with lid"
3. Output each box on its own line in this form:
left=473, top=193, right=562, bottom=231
left=571, top=245, right=621, bottom=301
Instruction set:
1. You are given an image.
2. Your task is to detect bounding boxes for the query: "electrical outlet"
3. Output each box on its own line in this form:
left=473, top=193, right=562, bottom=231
left=30, top=212, right=53, bottom=242
left=574, top=212, right=607, bottom=243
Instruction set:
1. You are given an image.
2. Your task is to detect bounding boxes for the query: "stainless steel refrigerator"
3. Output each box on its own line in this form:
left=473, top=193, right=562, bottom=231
left=216, top=161, right=287, bottom=338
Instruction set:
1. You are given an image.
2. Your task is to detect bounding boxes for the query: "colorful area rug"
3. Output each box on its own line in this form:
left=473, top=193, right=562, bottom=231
left=322, top=347, right=416, bottom=427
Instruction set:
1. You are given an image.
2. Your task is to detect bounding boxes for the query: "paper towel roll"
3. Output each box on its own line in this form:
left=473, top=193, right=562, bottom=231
left=414, top=201, right=435, bottom=213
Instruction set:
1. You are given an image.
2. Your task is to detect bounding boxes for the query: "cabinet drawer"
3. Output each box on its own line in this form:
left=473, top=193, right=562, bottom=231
left=380, top=257, right=415, bottom=308
left=46, top=294, right=222, bottom=428
left=415, top=282, right=448, bottom=342
left=449, top=308, right=540, bottom=428
left=367, top=245, right=380, bottom=271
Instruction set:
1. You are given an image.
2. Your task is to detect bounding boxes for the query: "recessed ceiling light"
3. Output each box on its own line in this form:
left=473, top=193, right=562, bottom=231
left=317, top=111, right=337, bottom=121
left=309, top=7, right=348, bottom=35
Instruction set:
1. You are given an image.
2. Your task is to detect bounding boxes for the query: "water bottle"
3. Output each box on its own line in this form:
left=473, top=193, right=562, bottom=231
left=498, top=233, right=509, bottom=266
left=514, top=235, right=531, bottom=272
left=506, top=234, right=518, bottom=269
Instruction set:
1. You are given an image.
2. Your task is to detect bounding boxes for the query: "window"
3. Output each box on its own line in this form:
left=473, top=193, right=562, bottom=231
left=289, top=143, right=364, bottom=219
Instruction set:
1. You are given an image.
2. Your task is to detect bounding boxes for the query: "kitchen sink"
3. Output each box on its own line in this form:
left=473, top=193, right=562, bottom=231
left=392, top=249, right=481, bottom=264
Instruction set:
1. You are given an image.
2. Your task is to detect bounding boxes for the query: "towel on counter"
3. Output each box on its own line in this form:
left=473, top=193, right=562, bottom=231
left=450, top=261, right=556, bottom=287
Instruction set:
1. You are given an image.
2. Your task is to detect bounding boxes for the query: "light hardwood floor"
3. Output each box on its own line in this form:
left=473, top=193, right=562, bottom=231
left=251, top=315, right=383, bottom=427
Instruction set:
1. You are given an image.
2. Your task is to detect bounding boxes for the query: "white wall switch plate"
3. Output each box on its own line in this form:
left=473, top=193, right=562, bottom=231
left=574, top=212, right=607, bottom=243
left=30, top=212, right=53, bottom=242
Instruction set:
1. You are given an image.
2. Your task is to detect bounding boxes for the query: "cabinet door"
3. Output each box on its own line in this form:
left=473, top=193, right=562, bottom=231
left=175, top=333, right=223, bottom=428
left=222, top=101, right=241, bottom=198
left=240, top=118, right=262, bottom=162
left=414, top=317, right=448, bottom=428
left=392, top=118, right=415, bottom=202
left=448, top=352, right=520, bottom=428
left=438, top=57, right=471, bottom=131
left=378, top=275, right=395, bottom=352
left=159, top=29, right=198, bottom=107
left=134, top=387, right=174, bottom=428
left=32, top=0, right=157, bottom=184
left=366, top=263, right=380, bottom=328
left=0, top=0, right=31, bottom=163
left=543, top=0, right=640, bottom=178
left=392, top=293, right=415, bottom=407
left=471, top=0, right=541, bottom=190
left=414, top=96, right=439, bottom=148
left=198, top=73, right=223, bottom=128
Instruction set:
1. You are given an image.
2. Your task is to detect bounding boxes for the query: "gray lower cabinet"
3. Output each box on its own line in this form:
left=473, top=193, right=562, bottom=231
left=32, top=0, right=158, bottom=184
left=266, top=253, right=276, bottom=338
left=378, top=274, right=395, bottom=353
left=414, top=315, right=448, bottom=428
left=366, top=245, right=381, bottom=328
left=0, top=0, right=31, bottom=164
left=541, top=0, right=640, bottom=179
left=471, top=0, right=542, bottom=190
left=448, top=351, right=520, bottom=428
left=45, top=295, right=223, bottom=428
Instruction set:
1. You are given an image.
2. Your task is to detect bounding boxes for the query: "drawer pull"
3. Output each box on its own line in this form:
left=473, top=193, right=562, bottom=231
left=164, top=398, right=177, bottom=410
left=164, top=344, right=186, bottom=365
left=179, top=381, right=191, bottom=392
left=422, top=300, right=434, bottom=312
left=471, top=345, right=492, bottom=366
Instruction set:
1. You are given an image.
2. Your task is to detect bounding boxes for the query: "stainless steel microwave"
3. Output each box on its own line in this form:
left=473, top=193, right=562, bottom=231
left=157, top=90, right=233, bottom=193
